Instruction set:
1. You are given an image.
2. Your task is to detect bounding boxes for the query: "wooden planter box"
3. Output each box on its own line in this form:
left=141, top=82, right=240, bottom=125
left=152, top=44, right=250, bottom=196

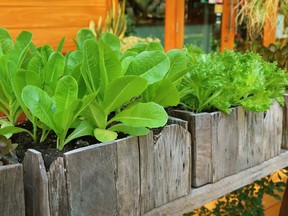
left=22, top=119, right=191, bottom=216
left=169, top=101, right=283, bottom=187
left=0, top=164, right=25, bottom=216
left=282, top=94, right=288, bottom=149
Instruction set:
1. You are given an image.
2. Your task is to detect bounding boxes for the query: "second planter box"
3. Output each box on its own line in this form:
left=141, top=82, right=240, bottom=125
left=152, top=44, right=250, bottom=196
left=170, top=101, right=283, bottom=187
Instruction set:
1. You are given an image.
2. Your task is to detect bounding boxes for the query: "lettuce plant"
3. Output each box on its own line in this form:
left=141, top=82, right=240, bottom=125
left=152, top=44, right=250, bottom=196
left=22, top=75, right=96, bottom=150
left=0, top=28, right=32, bottom=125
left=178, top=50, right=288, bottom=113
left=75, top=30, right=168, bottom=142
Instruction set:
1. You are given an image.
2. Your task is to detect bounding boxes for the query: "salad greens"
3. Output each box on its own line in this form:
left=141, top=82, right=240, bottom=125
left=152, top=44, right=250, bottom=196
left=178, top=50, right=288, bottom=113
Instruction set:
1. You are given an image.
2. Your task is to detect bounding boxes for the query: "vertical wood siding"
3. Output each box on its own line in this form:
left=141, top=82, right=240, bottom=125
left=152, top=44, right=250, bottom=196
left=0, top=0, right=109, bottom=52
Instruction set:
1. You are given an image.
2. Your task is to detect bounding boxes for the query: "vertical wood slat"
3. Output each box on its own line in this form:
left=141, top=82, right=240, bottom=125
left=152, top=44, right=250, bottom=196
left=48, top=157, right=68, bottom=216
left=220, top=0, right=236, bottom=51
left=282, top=94, right=288, bottom=149
left=211, top=108, right=239, bottom=181
left=23, top=149, right=50, bottom=216
left=237, top=107, right=264, bottom=171
left=0, top=164, right=25, bottom=216
left=64, top=136, right=140, bottom=216
left=262, top=101, right=283, bottom=160
left=164, top=0, right=185, bottom=51
left=168, top=110, right=213, bottom=187
left=139, top=124, right=191, bottom=214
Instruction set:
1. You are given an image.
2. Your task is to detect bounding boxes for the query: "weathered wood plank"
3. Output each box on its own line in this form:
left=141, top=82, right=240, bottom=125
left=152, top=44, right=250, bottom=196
left=282, top=94, right=288, bottom=149
left=237, top=107, right=264, bottom=171
left=167, top=116, right=188, bottom=130
left=263, top=101, right=283, bottom=160
left=139, top=124, right=191, bottom=214
left=211, top=108, right=239, bottom=181
left=47, top=157, right=68, bottom=216
left=169, top=110, right=213, bottom=187
left=0, top=164, right=25, bottom=216
left=143, top=150, right=288, bottom=216
left=23, top=149, right=50, bottom=216
left=64, top=136, right=140, bottom=216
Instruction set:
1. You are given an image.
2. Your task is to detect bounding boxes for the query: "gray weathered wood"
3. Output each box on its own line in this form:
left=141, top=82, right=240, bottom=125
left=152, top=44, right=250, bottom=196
left=143, top=150, right=288, bottom=216
left=237, top=107, right=264, bottom=171
left=139, top=124, right=191, bottom=214
left=262, top=101, right=283, bottom=160
left=211, top=108, right=239, bottom=181
left=169, top=110, right=213, bottom=187
left=282, top=94, right=288, bottom=149
left=168, top=116, right=188, bottom=130
left=0, top=164, right=25, bottom=216
left=48, top=157, right=68, bottom=216
left=23, top=149, right=50, bottom=216
left=64, top=136, right=140, bottom=216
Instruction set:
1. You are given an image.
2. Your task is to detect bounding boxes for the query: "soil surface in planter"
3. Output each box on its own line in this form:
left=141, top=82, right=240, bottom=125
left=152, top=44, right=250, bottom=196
left=11, top=121, right=99, bottom=170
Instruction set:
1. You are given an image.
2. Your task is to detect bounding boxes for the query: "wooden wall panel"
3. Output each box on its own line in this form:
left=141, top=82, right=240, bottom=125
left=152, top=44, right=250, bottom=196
left=0, top=0, right=109, bottom=52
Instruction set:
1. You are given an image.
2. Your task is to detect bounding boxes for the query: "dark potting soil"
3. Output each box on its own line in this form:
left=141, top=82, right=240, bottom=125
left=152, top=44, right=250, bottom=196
left=9, top=120, right=164, bottom=170
left=12, top=121, right=98, bottom=170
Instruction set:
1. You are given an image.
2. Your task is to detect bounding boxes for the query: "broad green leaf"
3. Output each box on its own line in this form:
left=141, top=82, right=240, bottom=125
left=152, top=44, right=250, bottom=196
left=109, top=124, right=149, bottom=136
left=64, top=50, right=83, bottom=76
left=81, top=100, right=106, bottom=129
left=145, top=42, right=163, bottom=51
left=103, top=76, right=148, bottom=114
left=64, top=120, right=94, bottom=145
left=110, top=102, right=168, bottom=128
left=145, top=79, right=180, bottom=107
left=12, top=69, right=41, bottom=121
left=28, top=55, right=44, bottom=75
left=0, top=126, right=32, bottom=138
left=101, top=32, right=121, bottom=54
left=77, top=28, right=95, bottom=50
left=82, top=39, right=100, bottom=93
left=98, top=39, right=122, bottom=96
left=45, top=51, right=65, bottom=83
left=165, top=49, right=187, bottom=80
left=13, top=31, right=32, bottom=66
left=94, top=128, right=118, bottom=142
left=120, top=56, right=134, bottom=75
left=75, top=92, right=98, bottom=119
left=0, top=28, right=13, bottom=54
left=55, top=76, right=78, bottom=112
left=127, top=43, right=147, bottom=53
left=22, top=85, right=55, bottom=130
left=125, top=51, right=170, bottom=84
left=56, top=37, right=65, bottom=53
left=40, top=45, right=53, bottom=63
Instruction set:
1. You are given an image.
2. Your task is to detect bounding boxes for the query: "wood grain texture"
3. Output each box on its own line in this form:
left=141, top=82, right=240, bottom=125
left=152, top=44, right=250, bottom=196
left=0, top=0, right=110, bottom=52
left=0, top=7, right=104, bottom=28
left=237, top=107, right=264, bottom=171
left=64, top=136, right=140, bottom=216
left=169, top=110, right=213, bottom=187
left=0, top=0, right=103, bottom=6
left=211, top=108, right=239, bottom=181
left=143, top=150, right=288, bottom=216
left=23, top=149, right=50, bottom=216
left=282, top=94, right=288, bottom=149
left=0, top=164, right=25, bottom=216
left=47, top=157, right=68, bottom=216
left=262, top=101, right=283, bottom=160
left=139, top=124, right=191, bottom=214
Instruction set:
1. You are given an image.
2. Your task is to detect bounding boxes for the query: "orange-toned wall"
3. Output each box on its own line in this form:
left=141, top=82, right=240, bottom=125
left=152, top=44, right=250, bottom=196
left=0, top=0, right=111, bottom=52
